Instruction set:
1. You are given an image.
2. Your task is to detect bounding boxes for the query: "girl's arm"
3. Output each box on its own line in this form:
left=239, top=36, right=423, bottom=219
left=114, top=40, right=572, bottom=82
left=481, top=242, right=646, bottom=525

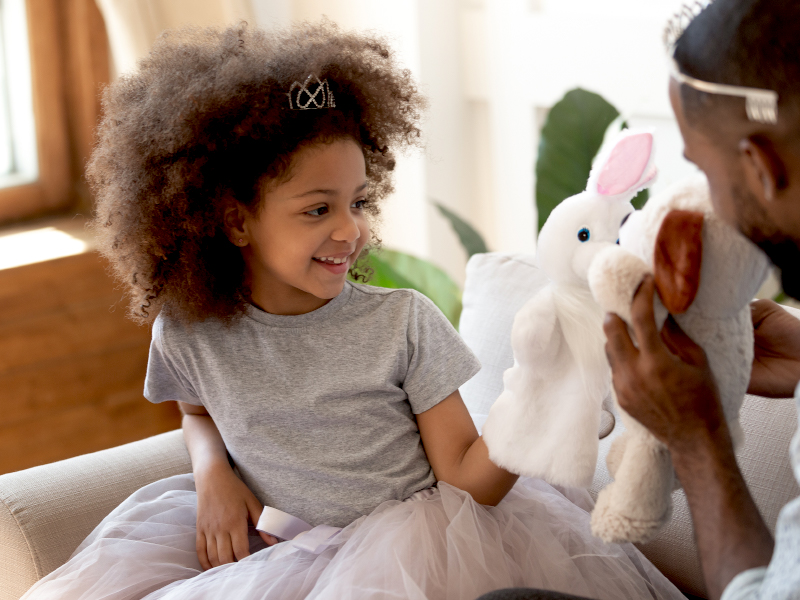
left=179, top=402, right=277, bottom=569
left=416, top=391, right=518, bottom=505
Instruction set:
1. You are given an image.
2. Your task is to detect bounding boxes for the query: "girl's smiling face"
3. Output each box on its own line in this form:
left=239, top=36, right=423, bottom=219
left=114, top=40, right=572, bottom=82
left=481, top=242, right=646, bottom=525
left=228, top=138, right=370, bottom=315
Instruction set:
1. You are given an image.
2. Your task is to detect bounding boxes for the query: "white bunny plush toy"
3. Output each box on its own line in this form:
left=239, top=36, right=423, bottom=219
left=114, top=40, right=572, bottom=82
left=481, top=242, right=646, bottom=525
left=483, top=129, right=657, bottom=489
left=587, top=175, right=771, bottom=544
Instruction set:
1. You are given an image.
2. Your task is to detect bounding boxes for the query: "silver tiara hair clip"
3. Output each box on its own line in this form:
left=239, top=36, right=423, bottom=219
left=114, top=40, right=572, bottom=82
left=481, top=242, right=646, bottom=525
left=287, top=74, right=336, bottom=110
left=664, top=1, right=779, bottom=125
left=668, top=58, right=779, bottom=124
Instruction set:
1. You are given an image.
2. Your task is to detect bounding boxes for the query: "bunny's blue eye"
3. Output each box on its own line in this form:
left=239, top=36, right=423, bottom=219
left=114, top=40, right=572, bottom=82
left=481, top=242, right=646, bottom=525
left=577, top=228, right=590, bottom=242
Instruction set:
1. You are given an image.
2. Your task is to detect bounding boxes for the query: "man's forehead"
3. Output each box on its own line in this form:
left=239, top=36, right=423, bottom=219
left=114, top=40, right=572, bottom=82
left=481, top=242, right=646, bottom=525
left=668, top=76, right=755, bottom=161
left=668, top=79, right=695, bottom=150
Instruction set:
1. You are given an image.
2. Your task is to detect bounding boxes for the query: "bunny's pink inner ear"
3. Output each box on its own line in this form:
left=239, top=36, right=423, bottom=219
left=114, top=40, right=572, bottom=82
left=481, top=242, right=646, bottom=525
left=596, top=133, right=653, bottom=196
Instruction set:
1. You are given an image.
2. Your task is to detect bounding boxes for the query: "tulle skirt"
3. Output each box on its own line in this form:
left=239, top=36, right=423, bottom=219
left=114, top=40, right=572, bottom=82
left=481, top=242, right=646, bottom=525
left=23, top=474, right=684, bottom=600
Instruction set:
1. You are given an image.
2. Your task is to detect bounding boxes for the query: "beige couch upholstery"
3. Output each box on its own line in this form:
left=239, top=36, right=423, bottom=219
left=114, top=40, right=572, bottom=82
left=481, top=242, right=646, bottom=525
left=0, top=431, right=191, bottom=600
left=1, top=251, right=798, bottom=599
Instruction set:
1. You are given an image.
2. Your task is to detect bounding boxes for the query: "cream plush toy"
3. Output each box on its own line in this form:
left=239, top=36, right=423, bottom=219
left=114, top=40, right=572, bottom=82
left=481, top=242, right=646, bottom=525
left=483, top=129, right=657, bottom=488
left=587, top=175, right=770, bottom=543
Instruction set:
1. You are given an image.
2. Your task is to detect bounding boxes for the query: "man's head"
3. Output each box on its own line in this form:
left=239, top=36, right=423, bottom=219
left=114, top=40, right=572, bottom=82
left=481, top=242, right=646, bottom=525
left=669, top=0, right=800, bottom=298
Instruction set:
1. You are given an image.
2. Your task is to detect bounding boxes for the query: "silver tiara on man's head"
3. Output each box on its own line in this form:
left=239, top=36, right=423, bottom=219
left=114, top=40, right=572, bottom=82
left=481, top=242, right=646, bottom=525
left=287, top=74, right=336, bottom=110
left=663, top=1, right=779, bottom=125
left=663, top=1, right=710, bottom=54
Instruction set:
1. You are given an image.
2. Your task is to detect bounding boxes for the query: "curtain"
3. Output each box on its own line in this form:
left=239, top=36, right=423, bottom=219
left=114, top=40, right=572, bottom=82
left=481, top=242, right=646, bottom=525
left=95, top=0, right=255, bottom=77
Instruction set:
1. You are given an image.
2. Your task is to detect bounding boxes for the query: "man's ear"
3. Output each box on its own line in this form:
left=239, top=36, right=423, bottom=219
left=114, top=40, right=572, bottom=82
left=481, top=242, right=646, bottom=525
left=739, top=135, right=788, bottom=204
left=223, top=201, right=248, bottom=247
left=653, top=210, right=704, bottom=314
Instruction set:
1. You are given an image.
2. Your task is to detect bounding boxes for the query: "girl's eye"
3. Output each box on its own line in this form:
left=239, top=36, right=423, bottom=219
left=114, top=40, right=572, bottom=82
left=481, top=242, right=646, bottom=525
left=577, top=228, right=590, bottom=242
left=352, top=199, right=367, bottom=209
left=307, top=206, right=329, bottom=217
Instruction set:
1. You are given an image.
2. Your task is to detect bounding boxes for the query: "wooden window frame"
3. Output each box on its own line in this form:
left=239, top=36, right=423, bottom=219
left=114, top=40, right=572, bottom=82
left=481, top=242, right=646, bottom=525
left=0, top=0, right=109, bottom=225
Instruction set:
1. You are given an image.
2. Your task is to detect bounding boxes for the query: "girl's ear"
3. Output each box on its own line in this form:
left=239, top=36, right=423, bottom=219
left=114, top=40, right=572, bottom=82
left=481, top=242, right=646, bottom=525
left=587, top=130, right=657, bottom=198
left=653, top=210, right=704, bottom=314
left=224, top=201, right=248, bottom=246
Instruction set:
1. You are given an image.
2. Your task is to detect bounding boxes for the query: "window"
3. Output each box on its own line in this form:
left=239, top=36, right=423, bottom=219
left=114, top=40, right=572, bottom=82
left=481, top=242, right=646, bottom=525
left=0, top=0, right=108, bottom=225
left=0, top=0, right=37, bottom=191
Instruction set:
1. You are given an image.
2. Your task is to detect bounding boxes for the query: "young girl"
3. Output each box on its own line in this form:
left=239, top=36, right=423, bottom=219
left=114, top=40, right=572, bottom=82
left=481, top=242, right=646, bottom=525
left=24, top=23, right=684, bottom=600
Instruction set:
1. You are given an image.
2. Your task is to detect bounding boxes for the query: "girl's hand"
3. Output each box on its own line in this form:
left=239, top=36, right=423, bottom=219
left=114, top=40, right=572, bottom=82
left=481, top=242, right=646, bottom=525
left=194, top=459, right=279, bottom=569
left=178, top=401, right=278, bottom=569
left=749, top=299, right=800, bottom=398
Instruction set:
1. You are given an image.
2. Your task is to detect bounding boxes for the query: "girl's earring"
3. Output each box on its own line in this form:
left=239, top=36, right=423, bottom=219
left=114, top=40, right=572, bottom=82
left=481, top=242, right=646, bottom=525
left=238, top=238, right=244, bottom=245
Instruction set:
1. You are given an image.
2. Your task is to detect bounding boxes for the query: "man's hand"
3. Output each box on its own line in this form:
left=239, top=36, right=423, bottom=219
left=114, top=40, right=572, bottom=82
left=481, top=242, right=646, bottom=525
left=749, top=299, right=800, bottom=398
left=602, top=276, right=774, bottom=600
left=194, top=460, right=279, bottom=570
left=603, top=275, right=726, bottom=452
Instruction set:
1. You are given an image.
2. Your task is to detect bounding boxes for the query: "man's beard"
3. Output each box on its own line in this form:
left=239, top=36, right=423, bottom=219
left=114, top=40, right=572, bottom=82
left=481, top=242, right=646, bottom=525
left=732, top=184, right=800, bottom=300
left=755, top=237, right=800, bottom=300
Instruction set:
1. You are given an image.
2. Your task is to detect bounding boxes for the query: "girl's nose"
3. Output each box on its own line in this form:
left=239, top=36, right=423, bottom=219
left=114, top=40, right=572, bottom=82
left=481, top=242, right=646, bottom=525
left=332, top=210, right=362, bottom=243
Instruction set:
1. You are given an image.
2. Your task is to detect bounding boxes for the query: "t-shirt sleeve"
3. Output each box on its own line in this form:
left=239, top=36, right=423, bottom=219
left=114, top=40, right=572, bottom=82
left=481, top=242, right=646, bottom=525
left=144, top=314, right=203, bottom=406
left=403, top=291, right=482, bottom=414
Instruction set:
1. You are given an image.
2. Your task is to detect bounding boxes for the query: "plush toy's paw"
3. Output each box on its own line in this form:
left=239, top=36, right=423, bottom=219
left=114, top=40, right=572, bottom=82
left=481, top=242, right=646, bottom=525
left=590, top=484, right=672, bottom=544
left=588, top=246, right=650, bottom=323
left=604, top=431, right=629, bottom=478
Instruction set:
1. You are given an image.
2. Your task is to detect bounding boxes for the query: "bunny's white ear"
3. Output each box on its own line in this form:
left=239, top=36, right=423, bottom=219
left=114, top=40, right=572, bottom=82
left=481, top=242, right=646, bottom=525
left=586, top=129, right=657, bottom=199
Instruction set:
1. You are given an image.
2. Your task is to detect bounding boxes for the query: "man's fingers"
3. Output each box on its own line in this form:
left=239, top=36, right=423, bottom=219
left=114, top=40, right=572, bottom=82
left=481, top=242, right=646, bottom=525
left=751, top=298, right=780, bottom=327
left=196, top=532, right=211, bottom=571
left=630, top=276, right=663, bottom=354
left=661, top=315, right=707, bottom=365
left=603, top=312, right=638, bottom=368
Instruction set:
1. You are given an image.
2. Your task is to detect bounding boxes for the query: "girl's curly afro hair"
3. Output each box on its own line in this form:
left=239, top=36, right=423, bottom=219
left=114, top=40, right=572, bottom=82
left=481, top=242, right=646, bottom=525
left=87, top=21, right=425, bottom=324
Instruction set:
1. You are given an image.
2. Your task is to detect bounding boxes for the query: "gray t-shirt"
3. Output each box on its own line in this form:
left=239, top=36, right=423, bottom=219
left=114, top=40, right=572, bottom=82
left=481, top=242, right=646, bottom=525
left=145, top=282, right=481, bottom=527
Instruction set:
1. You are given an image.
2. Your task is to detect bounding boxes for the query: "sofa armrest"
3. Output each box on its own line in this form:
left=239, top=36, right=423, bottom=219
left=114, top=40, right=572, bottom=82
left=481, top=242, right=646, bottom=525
left=0, top=429, right=191, bottom=600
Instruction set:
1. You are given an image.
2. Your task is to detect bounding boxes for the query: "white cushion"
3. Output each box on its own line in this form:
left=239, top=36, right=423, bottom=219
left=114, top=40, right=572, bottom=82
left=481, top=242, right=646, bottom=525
left=459, top=252, right=549, bottom=424
left=459, top=251, right=800, bottom=598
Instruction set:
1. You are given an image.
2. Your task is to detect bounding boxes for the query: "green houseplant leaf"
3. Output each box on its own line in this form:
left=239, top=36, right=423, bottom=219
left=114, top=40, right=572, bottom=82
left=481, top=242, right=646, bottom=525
left=535, top=88, right=620, bottom=231
left=631, top=187, right=649, bottom=210
left=433, top=201, right=489, bottom=259
left=352, top=249, right=462, bottom=327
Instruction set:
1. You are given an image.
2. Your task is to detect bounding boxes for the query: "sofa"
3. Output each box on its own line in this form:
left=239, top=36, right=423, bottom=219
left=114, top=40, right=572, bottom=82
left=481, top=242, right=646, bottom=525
left=2, top=251, right=799, bottom=600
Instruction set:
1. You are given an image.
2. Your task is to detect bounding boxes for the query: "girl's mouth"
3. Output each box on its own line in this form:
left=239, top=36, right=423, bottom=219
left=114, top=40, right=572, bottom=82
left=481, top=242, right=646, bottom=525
left=313, top=255, right=350, bottom=274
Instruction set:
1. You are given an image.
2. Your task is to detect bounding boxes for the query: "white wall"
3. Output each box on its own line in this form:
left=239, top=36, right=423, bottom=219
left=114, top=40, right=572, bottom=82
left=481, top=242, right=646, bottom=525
left=460, top=0, right=701, bottom=256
